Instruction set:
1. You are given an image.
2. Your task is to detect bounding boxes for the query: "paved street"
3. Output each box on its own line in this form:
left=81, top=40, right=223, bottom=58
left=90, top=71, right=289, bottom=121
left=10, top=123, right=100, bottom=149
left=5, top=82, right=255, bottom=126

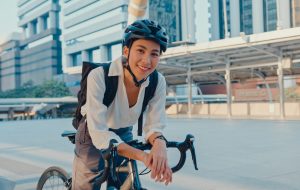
left=0, top=117, right=300, bottom=190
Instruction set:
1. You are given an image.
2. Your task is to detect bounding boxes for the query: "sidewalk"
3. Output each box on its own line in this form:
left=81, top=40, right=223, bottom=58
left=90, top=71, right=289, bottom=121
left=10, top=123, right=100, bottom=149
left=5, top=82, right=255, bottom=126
left=0, top=176, right=15, bottom=190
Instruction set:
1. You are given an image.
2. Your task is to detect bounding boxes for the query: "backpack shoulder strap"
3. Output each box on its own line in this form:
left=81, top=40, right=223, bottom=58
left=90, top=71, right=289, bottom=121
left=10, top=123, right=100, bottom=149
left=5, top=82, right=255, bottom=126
left=102, top=63, right=118, bottom=107
left=137, top=70, right=159, bottom=136
left=72, top=62, right=118, bottom=129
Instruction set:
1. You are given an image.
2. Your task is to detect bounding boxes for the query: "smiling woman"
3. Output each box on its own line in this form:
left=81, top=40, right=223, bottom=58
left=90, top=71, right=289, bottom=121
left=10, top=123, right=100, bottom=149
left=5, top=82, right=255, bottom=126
left=71, top=19, right=172, bottom=190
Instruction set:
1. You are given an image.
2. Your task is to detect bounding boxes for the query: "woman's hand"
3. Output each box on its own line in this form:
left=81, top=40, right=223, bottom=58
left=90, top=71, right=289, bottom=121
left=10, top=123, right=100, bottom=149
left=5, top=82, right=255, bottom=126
left=145, top=139, right=172, bottom=185
left=117, top=135, right=173, bottom=185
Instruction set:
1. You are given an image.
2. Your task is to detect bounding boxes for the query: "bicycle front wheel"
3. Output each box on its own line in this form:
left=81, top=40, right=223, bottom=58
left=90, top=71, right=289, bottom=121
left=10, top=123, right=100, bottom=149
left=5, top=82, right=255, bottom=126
left=36, top=166, right=71, bottom=190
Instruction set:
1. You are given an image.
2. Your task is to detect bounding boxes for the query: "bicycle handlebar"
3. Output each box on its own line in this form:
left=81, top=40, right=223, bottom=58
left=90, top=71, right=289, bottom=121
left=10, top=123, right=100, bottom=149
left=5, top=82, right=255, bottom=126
left=128, top=134, right=198, bottom=172
left=94, top=134, right=198, bottom=185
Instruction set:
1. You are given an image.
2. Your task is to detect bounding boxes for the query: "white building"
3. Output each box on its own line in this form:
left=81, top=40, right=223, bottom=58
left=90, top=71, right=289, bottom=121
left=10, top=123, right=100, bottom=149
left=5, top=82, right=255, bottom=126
left=208, top=0, right=300, bottom=41
left=0, top=0, right=62, bottom=91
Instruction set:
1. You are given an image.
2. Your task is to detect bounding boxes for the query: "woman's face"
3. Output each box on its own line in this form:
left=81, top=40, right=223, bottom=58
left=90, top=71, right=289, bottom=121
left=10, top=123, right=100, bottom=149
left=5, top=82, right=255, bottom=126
left=123, top=39, right=161, bottom=81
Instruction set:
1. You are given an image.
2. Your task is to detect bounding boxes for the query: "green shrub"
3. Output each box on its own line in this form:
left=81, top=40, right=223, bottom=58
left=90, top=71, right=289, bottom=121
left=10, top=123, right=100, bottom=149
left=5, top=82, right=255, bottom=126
left=0, top=80, right=72, bottom=98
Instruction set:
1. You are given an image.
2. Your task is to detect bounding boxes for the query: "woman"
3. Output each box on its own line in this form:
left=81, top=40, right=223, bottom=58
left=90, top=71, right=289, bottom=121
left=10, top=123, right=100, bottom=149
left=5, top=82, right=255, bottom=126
left=72, top=19, right=172, bottom=190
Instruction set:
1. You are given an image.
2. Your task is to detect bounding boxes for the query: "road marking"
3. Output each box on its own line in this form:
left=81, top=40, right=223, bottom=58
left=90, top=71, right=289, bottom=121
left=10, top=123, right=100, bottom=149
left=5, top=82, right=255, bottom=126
left=0, top=143, right=73, bottom=190
left=0, top=156, right=44, bottom=176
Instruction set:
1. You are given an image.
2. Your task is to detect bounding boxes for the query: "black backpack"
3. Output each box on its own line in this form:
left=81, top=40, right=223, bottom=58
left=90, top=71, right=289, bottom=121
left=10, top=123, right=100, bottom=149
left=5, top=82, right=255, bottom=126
left=72, top=61, right=158, bottom=136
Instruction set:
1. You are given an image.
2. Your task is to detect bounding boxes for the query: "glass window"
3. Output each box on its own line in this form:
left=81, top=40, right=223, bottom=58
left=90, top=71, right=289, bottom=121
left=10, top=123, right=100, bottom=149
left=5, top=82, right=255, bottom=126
left=72, top=52, right=82, bottom=66
left=149, top=0, right=181, bottom=42
left=43, top=14, right=49, bottom=30
left=23, top=25, right=30, bottom=38
left=32, top=20, right=38, bottom=35
left=90, top=48, right=101, bottom=62
left=109, top=43, right=122, bottom=61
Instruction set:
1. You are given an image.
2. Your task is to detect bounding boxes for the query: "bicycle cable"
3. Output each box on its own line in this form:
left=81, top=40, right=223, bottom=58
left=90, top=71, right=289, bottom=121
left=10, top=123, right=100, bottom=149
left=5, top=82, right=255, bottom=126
left=139, top=167, right=151, bottom=175
left=116, top=159, right=129, bottom=185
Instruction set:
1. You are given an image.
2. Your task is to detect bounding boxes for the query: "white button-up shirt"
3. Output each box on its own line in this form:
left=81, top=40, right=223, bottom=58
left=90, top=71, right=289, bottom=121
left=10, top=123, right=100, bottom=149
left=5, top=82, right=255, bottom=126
left=81, top=57, right=167, bottom=149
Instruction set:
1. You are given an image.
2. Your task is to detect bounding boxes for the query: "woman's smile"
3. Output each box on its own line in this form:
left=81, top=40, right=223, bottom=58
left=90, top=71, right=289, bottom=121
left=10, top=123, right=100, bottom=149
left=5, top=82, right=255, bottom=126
left=137, top=65, right=151, bottom=72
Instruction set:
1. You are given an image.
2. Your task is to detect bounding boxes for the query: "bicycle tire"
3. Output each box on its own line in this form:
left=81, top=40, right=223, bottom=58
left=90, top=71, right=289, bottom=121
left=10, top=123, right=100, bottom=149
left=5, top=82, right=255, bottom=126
left=36, top=166, right=71, bottom=190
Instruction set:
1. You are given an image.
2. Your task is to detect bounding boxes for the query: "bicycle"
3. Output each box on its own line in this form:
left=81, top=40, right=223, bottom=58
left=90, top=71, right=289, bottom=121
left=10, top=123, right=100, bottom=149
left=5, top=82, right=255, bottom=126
left=36, top=130, right=198, bottom=190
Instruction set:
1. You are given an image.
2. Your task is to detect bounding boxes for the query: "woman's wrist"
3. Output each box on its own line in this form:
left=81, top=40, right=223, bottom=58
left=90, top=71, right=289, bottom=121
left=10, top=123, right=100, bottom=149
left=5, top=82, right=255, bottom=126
left=152, top=135, right=168, bottom=145
left=139, top=151, right=148, bottom=163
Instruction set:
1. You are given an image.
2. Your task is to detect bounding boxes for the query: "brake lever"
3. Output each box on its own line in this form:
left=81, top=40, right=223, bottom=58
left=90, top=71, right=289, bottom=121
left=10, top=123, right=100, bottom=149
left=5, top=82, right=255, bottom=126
left=186, top=134, right=199, bottom=170
left=189, top=142, right=198, bottom=170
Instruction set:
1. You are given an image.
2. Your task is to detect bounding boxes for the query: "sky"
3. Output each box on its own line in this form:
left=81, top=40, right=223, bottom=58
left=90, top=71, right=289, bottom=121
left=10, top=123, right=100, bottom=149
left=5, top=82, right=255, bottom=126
left=0, top=0, right=21, bottom=44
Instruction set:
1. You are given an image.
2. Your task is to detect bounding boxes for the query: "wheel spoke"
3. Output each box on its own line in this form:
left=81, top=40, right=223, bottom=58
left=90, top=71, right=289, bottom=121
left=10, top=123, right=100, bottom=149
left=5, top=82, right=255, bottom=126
left=37, top=167, right=70, bottom=190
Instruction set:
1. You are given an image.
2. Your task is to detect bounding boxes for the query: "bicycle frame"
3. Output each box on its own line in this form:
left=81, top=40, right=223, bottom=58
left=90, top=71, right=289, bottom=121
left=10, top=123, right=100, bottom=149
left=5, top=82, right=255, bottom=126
left=116, top=159, right=142, bottom=190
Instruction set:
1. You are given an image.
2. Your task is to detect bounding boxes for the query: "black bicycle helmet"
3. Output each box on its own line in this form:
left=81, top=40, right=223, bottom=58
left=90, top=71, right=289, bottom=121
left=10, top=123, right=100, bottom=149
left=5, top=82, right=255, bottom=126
left=123, top=19, right=169, bottom=52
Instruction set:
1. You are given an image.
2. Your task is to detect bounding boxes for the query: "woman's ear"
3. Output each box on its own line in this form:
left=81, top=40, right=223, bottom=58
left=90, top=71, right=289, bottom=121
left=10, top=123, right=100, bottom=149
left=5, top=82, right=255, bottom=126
left=123, top=46, right=129, bottom=58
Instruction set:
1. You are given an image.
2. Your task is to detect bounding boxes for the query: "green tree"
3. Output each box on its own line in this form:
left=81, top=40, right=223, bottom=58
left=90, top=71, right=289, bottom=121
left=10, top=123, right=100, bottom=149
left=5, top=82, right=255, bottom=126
left=34, top=80, right=72, bottom=97
left=0, top=80, right=72, bottom=98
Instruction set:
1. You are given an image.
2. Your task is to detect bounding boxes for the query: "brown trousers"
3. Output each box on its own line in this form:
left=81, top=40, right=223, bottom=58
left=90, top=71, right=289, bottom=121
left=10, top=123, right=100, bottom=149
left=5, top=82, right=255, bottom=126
left=72, top=119, right=133, bottom=190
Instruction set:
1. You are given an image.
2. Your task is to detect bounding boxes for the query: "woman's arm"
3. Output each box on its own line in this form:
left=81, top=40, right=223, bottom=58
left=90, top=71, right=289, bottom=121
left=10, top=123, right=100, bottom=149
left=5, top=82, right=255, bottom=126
left=142, top=74, right=172, bottom=185
left=116, top=132, right=166, bottom=163
left=143, top=74, right=167, bottom=141
left=147, top=132, right=172, bottom=185
left=86, top=67, right=123, bottom=149
left=117, top=143, right=148, bottom=163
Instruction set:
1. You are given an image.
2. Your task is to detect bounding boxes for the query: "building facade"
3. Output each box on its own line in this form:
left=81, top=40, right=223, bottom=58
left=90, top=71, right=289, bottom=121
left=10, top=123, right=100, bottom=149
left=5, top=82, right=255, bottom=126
left=61, top=0, right=195, bottom=92
left=17, top=0, right=62, bottom=86
left=291, top=0, right=300, bottom=27
left=0, top=0, right=62, bottom=92
left=0, top=33, right=22, bottom=91
left=208, top=0, right=300, bottom=40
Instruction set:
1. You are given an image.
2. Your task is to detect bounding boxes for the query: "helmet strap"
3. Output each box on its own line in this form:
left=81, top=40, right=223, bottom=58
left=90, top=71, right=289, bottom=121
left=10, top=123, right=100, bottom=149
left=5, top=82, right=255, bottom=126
left=126, top=64, right=146, bottom=87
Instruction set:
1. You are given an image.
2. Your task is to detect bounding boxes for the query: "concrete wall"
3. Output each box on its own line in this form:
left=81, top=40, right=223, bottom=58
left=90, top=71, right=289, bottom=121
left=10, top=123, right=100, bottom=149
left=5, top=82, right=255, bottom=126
left=166, top=102, right=300, bottom=119
left=0, top=40, right=21, bottom=91
left=19, top=40, right=61, bottom=86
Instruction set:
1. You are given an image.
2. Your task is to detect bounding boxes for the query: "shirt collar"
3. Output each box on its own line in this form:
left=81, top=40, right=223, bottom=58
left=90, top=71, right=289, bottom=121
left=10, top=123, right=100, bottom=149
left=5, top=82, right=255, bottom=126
left=108, top=56, right=150, bottom=87
left=108, top=56, right=123, bottom=77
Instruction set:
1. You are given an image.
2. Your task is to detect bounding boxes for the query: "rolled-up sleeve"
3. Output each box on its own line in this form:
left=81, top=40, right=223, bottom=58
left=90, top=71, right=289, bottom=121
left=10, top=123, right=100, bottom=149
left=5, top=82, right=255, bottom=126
left=86, top=68, right=123, bottom=149
left=143, top=74, right=167, bottom=141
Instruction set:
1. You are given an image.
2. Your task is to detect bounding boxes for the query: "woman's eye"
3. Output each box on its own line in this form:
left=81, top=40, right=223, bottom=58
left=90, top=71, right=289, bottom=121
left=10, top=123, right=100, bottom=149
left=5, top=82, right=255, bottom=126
left=137, top=49, right=144, bottom=53
left=152, top=53, right=159, bottom=57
